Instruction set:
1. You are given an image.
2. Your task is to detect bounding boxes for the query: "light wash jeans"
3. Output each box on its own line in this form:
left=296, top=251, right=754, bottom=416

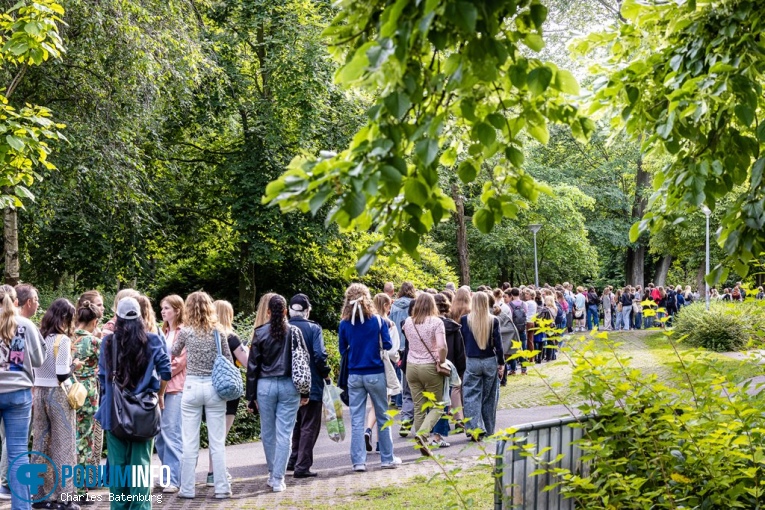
left=614, top=309, right=622, bottom=330
left=348, top=373, right=394, bottom=467
left=257, top=376, right=300, bottom=485
left=155, top=392, right=182, bottom=487
left=180, top=376, right=229, bottom=497
left=621, top=309, right=632, bottom=331
left=463, top=357, right=500, bottom=435
left=0, top=389, right=32, bottom=510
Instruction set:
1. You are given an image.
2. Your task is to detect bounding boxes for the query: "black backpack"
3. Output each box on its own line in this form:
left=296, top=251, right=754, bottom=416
left=510, top=302, right=527, bottom=333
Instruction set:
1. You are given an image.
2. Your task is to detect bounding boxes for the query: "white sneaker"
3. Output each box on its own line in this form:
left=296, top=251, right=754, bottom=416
left=266, top=477, right=274, bottom=488
left=272, top=480, right=286, bottom=492
left=353, top=464, right=366, bottom=472
left=381, top=456, right=402, bottom=469
left=162, top=485, right=180, bottom=494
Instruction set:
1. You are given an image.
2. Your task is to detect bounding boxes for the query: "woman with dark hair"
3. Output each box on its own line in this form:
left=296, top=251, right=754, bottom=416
left=338, top=283, right=400, bottom=471
left=95, top=297, right=171, bottom=508
left=172, top=291, right=233, bottom=499
left=32, top=298, right=81, bottom=510
left=0, top=285, right=45, bottom=510
left=72, top=292, right=104, bottom=497
left=246, top=294, right=309, bottom=492
left=433, top=293, right=465, bottom=434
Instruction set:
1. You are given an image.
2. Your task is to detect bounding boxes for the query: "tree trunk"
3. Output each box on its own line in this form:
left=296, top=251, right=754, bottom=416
left=654, top=255, right=673, bottom=287
left=625, top=135, right=650, bottom=287
left=238, top=243, right=257, bottom=313
left=453, top=185, right=469, bottom=287
left=3, top=207, right=19, bottom=286
left=696, top=259, right=706, bottom=293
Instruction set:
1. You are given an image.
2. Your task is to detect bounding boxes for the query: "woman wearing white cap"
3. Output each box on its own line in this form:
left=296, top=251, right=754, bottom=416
left=95, top=296, right=171, bottom=508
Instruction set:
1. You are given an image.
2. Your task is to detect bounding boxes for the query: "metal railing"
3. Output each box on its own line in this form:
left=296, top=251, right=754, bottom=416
left=494, top=415, right=594, bottom=509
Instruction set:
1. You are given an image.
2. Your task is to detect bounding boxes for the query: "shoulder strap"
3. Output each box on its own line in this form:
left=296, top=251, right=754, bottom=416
left=214, top=329, right=222, bottom=356
left=376, top=315, right=383, bottom=351
left=53, top=334, right=62, bottom=360
left=411, top=320, right=438, bottom=364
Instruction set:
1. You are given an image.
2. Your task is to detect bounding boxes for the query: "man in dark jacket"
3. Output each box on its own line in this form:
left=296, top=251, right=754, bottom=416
left=286, top=294, right=330, bottom=478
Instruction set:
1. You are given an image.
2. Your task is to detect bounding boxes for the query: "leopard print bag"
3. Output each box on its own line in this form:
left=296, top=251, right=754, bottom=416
left=290, top=326, right=312, bottom=395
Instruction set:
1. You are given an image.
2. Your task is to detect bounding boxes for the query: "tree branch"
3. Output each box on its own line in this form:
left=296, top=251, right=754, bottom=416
left=6, top=64, right=28, bottom=98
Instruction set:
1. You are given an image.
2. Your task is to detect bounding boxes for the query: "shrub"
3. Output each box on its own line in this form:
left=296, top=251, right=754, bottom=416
left=674, top=301, right=765, bottom=351
left=531, top=335, right=765, bottom=509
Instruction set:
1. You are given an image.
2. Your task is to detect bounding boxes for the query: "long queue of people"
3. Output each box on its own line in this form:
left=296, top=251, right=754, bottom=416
left=1, top=279, right=760, bottom=510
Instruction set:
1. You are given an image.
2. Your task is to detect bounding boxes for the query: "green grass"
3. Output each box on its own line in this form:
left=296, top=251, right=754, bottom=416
left=498, top=329, right=764, bottom=409
left=309, top=468, right=494, bottom=510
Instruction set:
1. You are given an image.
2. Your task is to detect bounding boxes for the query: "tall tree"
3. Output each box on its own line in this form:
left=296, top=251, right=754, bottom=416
left=0, top=0, right=66, bottom=284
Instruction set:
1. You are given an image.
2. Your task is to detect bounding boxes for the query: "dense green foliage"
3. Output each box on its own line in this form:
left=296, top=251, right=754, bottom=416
left=526, top=336, right=765, bottom=508
left=674, top=301, right=765, bottom=352
left=577, top=0, right=765, bottom=281
left=265, top=0, right=591, bottom=273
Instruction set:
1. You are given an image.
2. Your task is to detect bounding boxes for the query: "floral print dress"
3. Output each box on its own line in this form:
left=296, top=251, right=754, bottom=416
left=73, top=329, right=103, bottom=474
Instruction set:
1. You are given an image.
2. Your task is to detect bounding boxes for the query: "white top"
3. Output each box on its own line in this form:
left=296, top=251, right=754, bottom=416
left=525, top=300, right=537, bottom=322
left=33, top=334, right=72, bottom=387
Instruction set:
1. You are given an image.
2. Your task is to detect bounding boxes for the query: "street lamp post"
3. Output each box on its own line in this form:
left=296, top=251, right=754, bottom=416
left=701, top=206, right=711, bottom=311
left=529, top=224, right=542, bottom=288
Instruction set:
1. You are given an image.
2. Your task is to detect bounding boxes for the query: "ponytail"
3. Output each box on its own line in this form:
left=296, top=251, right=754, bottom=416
left=0, top=285, right=17, bottom=343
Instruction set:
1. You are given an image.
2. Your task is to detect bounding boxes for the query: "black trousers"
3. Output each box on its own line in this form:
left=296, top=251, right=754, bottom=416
left=289, top=399, right=323, bottom=473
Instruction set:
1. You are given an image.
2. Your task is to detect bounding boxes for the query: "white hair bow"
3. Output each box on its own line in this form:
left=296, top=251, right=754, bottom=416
left=349, top=298, right=365, bottom=325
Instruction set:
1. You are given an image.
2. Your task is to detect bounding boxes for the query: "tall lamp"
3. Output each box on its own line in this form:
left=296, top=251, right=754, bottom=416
left=528, top=224, right=542, bottom=288
left=701, top=206, right=711, bottom=310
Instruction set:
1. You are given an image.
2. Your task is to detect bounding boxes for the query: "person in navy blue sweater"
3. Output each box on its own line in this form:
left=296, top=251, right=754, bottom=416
left=338, top=283, right=401, bottom=472
left=460, top=292, right=504, bottom=438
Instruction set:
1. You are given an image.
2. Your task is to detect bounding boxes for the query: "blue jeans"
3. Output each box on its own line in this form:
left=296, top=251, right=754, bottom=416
left=257, top=376, right=300, bottom=484
left=635, top=312, right=642, bottom=330
left=586, top=305, right=599, bottom=330
left=621, top=309, right=631, bottom=330
left=348, top=373, right=394, bottom=467
left=0, top=389, right=32, bottom=510
left=463, top=358, right=500, bottom=435
left=155, top=392, right=182, bottom=487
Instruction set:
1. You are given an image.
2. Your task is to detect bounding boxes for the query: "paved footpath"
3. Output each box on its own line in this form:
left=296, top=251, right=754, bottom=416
left=3, top=404, right=573, bottom=510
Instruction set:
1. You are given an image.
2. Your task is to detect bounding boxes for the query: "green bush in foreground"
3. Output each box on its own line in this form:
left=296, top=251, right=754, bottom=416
left=673, top=301, right=765, bottom=351
left=514, top=335, right=765, bottom=509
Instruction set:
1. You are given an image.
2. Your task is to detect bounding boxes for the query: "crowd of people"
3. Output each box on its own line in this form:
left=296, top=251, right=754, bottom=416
left=0, top=278, right=760, bottom=510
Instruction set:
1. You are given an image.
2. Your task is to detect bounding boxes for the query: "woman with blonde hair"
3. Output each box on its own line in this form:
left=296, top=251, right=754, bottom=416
left=338, top=283, right=400, bottom=471
left=0, top=285, right=45, bottom=509
left=254, top=292, right=276, bottom=330
left=137, top=295, right=160, bottom=334
left=207, top=300, right=249, bottom=485
left=155, top=294, right=186, bottom=493
left=460, top=292, right=503, bottom=439
left=402, top=292, right=448, bottom=454
left=448, top=286, right=471, bottom=322
left=172, top=292, right=234, bottom=499
left=363, top=293, right=400, bottom=453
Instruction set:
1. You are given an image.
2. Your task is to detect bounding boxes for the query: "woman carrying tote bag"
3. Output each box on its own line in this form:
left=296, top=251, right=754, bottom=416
left=171, top=292, right=234, bottom=500
left=246, top=294, right=309, bottom=493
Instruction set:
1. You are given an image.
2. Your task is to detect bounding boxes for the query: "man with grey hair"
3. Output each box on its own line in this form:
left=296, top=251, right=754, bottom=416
left=444, top=282, right=456, bottom=292
left=287, top=294, right=330, bottom=478
left=383, top=282, right=395, bottom=298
